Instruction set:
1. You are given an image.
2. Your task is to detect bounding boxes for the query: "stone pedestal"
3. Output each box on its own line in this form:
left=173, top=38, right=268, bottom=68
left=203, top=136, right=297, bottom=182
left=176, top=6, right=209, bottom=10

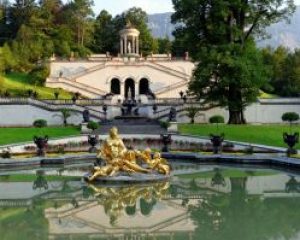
left=81, top=123, right=92, bottom=134
left=168, top=122, right=178, bottom=133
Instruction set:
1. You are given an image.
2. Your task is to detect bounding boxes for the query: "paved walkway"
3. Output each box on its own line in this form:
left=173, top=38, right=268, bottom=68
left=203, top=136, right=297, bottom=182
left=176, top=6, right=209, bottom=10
left=97, top=118, right=167, bottom=135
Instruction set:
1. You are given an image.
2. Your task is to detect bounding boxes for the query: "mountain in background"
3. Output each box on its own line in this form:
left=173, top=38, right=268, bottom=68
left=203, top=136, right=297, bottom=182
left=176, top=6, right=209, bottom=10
left=148, top=12, right=175, bottom=39
left=148, top=6, right=300, bottom=50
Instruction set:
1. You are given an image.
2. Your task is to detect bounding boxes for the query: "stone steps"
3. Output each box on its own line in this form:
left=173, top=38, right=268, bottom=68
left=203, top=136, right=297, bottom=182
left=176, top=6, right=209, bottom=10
left=98, top=117, right=167, bottom=134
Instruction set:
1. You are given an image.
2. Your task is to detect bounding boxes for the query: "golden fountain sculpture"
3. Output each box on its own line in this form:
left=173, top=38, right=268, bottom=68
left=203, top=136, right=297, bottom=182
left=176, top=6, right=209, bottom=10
left=88, top=127, right=171, bottom=182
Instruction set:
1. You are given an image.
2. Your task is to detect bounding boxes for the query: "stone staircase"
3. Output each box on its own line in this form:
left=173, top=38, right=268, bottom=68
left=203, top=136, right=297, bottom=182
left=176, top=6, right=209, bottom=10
left=97, top=117, right=167, bottom=135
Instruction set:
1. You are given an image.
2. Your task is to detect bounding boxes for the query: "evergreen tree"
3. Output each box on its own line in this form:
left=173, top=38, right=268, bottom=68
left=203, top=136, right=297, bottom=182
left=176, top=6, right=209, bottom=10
left=157, top=37, right=172, bottom=54
left=67, top=0, right=94, bottom=47
left=91, top=10, right=115, bottom=53
left=262, top=46, right=300, bottom=97
left=9, top=0, right=37, bottom=38
left=0, top=0, right=10, bottom=45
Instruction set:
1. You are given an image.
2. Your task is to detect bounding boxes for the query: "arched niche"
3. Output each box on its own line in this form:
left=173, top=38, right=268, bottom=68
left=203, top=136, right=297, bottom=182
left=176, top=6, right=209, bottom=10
left=111, top=78, right=121, bottom=95
left=124, top=78, right=135, bottom=99
left=139, top=78, right=149, bottom=95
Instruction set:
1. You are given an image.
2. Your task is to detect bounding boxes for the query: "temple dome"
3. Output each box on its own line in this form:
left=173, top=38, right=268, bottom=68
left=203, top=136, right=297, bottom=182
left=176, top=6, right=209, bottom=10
left=119, top=21, right=140, bottom=36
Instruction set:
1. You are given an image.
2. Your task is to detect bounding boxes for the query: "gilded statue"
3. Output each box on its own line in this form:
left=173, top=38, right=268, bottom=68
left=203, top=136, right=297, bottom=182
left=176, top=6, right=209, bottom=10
left=138, top=148, right=171, bottom=175
left=88, top=127, right=171, bottom=182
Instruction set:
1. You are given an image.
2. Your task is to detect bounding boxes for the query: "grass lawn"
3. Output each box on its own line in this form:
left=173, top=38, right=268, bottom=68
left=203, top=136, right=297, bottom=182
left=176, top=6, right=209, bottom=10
left=0, top=127, right=80, bottom=146
left=259, top=90, right=278, bottom=99
left=179, top=124, right=300, bottom=148
left=2, top=72, right=72, bottom=99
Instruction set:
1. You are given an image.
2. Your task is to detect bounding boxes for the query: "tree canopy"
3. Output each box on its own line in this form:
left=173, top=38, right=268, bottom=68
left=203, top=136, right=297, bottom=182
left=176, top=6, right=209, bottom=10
left=0, top=2, right=161, bottom=72
left=0, top=0, right=299, bottom=103
left=172, top=0, right=296, bottom=124
left=262, top=46, right=300, bottom=97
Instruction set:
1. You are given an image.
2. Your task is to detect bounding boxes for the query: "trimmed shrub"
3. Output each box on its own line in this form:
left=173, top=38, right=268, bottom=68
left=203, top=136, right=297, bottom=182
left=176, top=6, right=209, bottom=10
left=54, top=91, right=60, bottom=99
left=160, top=121, right=170, bottom=129
left=3, top=90, right=10, bottom=97
left=209, top=115, right=225, bottom=124
left=282, top=112, right=300, bottom=123
left=29, top=64, right=50, bottom=86
left=87, top=121, right=99, bottom=131
left=33, top=119, right=48, bottom=128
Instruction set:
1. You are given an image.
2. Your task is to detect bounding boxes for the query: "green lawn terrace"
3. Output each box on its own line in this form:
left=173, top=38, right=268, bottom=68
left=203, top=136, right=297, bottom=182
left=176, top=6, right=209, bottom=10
left=0, top=73, right=73, bottom=99
left=179, top=124, right=300, bottom=149
left=0, top=129, right=297, bottom=163
left=0, top=124, right=299, bottom=157
left=0, top=127, right=80, bottom=146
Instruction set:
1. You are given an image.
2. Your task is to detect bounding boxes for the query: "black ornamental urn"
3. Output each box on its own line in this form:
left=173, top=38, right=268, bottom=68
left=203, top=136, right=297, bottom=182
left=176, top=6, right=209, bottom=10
left=82, top=109, right=90, bottom=123
left=33, top=135, right=48, bottom=157
left=283, top=132, right=299, bottom=156
left=210, top=134, right=224, bottom=154
left=152, top=104, right=158, bottom=114
left=88, top=135, right=99, bottom=153
left=161, top=134, right=172, bottom=152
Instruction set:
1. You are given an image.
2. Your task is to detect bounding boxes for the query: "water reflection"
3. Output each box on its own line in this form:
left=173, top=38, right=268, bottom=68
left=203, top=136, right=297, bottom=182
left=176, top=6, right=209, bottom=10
left=1, top=167, right=300, bottom=240
left=88, top=182, right=169, bottom=225
left=285, top=176, right=300, bottom=193
left=45, top=181, right=195, bottom=239
left=32, top=170, right=48, bottom=190
left=211, top=168, right=226, bottom=187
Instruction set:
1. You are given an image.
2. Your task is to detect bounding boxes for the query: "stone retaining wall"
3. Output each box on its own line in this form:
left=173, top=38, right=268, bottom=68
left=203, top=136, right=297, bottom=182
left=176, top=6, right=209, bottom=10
left=0, top=98, right=299, bottom=126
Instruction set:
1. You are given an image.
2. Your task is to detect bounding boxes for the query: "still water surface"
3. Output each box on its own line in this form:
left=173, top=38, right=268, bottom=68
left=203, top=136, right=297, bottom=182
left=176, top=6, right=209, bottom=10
left=0, top=164, right=300, bottom=240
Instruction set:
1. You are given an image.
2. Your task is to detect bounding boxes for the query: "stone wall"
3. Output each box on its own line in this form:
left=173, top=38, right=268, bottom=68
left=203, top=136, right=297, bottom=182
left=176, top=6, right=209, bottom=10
left=47, top=60, right=194, bottom=99
left=0, top=98, right=299, bottom=126
left=0, top=105, right=83, bottom=127
left=158, top=99, right=300, bottom=124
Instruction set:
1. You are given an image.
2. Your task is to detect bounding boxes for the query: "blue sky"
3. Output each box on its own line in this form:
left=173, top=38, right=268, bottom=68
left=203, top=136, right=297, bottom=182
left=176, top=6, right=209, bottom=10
left=90, top=0, right=174, bottom=16
left=91, top=0, right=300, bottom=16
left=64, top=0, right=300, bottom=16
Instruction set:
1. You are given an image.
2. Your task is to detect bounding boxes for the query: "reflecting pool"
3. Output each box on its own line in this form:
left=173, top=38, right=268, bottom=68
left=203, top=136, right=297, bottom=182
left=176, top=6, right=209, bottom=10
left=1, top=164, right=300, bottom=240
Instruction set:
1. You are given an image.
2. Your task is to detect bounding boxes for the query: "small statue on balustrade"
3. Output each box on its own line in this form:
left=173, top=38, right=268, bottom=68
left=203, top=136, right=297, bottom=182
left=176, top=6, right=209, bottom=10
left=169, top=107, right=177, bottom=122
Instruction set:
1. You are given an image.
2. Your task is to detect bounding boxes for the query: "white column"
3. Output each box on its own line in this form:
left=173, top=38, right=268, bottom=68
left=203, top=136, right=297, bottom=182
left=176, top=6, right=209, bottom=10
left=120, top=38, right=123, bottom=55
left=136, top=38, right=139, bottom=55
left=135, top=81, right=139, bottom=98
left=120, top=82, right=125, bottom=97
left=124, top=36, right=127, bottom=54
left=133, top=37, right=137, bottom=54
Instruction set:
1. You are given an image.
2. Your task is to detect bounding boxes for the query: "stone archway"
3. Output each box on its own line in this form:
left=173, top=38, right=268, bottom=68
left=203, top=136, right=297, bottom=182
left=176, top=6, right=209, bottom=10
left=124, top=78, right=135, bottom=99
left=111, top=78, right=121, bottom=95
left=139, top=78, right=149, bottom=95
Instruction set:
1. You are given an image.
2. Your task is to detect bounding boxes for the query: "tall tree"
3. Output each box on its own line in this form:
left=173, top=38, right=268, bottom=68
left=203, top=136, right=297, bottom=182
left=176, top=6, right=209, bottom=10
left=157, top=37, right=172, bottom=54
left=279, top=49, right=300, bottom=96
left=38, top=0, right=63, bottom=30
left=172, top=0, right=295, bottom=124
left=0, top=0, right=10, bottom=45
left=262, top=46, right=300, bottom=97
left=68, top=0, right=94, bottom=47
left=91, top=10, right=115, bottom=53
left=9, top=0, right=37, bottom=38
